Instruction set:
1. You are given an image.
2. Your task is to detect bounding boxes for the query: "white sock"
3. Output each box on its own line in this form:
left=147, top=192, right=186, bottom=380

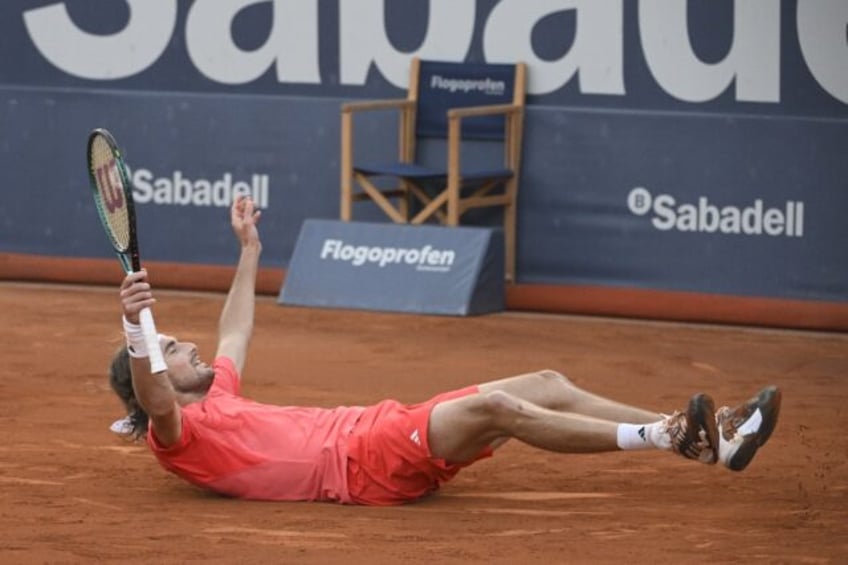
left=616, top=421, right=668, bottom=451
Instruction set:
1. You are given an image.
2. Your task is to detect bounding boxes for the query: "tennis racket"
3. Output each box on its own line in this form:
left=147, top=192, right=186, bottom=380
left=86, top=128, right=167, bottom=374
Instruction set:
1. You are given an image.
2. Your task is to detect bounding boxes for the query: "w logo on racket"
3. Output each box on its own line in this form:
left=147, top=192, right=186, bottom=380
left=96, top=159, right=125, bottom=213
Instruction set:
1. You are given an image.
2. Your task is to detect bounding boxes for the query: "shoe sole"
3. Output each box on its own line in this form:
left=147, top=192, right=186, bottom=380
left=753, top=386, right=781, bottom=447
left=689, top=393, right=719, bottom=464
left=726, top=386, right=782, bottom=472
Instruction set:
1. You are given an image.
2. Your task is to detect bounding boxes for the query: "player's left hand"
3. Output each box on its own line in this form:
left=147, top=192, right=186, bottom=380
left=231, top=195, right=262, bottom=250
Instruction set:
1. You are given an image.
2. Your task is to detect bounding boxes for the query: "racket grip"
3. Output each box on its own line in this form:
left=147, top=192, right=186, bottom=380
left=139, top=307, right=167, bottom=373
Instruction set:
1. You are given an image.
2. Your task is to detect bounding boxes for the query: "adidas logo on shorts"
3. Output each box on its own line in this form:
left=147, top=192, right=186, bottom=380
left=409, top=429, right=421, bottom=446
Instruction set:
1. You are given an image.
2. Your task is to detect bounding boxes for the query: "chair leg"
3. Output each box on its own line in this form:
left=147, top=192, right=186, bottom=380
left=504, top=202, right=517, bottom=283
left=399, top=181, right=410, bottom=222
left=447, top=179, right=460, bottom=226
left=447, top=117, right=461, bottom=226
left=341, top=172, right=352, bottom=221
left=340, top=111, right=354, bottom=221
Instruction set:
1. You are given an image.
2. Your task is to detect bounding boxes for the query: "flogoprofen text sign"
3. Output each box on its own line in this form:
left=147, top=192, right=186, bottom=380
left=278, top=220, right=505, bottom=316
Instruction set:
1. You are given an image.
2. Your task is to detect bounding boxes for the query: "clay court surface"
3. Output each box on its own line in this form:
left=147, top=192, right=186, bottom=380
left=1, top=282, right=846, bottom=564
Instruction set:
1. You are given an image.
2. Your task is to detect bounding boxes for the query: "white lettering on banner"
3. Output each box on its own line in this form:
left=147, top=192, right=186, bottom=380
left=23, top=0, right=177, bottom=80
left=430, top=75, right=506, bottom=95
left=485, top=0, right=625, bottom=96
left=627, top=187, right=804, bottom=238
left=20, top=1, right=848, bottom=104
left=796, top=0, right=848, bottom=104
left=319, top=239, right=456, bottom=272
left=186, top=0, right=320, bottom=84
left=131, top=169, right=270, bottom=209
left=639, top=0, right=781, bottom=103
left=339, top=0, right=476, bottom=87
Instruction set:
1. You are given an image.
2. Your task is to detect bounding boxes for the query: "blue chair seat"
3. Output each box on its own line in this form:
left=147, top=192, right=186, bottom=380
left=356, top=162, right=513, bottom=182
left=355, top=162, right=446, bottom=179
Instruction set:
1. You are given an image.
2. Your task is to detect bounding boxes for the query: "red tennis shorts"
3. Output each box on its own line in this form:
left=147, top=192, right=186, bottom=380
left=346, top=385, right=493, bottom=505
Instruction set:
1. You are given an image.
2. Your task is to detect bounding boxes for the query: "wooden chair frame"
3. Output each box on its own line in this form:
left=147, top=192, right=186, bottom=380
left=340, top=58, right=526, bottom=282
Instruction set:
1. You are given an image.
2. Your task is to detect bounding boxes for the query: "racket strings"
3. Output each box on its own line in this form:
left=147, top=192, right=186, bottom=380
left=89, top=136, right=132, bottom=251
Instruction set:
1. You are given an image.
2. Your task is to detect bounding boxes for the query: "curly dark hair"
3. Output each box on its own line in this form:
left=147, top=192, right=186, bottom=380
left=109, top=345, right=149, bottom=440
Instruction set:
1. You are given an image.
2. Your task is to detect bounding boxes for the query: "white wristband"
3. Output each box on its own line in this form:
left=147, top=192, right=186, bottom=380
left=123, top=316, right=148, bottom=358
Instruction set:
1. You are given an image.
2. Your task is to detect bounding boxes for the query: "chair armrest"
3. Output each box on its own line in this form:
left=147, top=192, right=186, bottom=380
left=447, top=104, right=521, bottom=119
left=341, top=99, right=415, bottom=114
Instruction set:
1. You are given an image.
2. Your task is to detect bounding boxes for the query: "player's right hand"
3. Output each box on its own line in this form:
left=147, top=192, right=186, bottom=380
left=120, top=270, right=155, bottom=324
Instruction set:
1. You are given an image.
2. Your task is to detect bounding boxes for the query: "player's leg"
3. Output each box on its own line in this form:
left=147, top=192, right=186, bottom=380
left=431, top=376, right=782, bottom=472
left=427, top=388, right=717, bottom=465
left=487, top=371, right=783, bottom=471
left=477, top=369, right=662, bottom=423
left=427, top=390, right=615, bottom=463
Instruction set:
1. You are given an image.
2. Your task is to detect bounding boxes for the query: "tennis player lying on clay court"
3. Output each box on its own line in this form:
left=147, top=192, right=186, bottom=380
left=108, top=196, right=781, bottom=505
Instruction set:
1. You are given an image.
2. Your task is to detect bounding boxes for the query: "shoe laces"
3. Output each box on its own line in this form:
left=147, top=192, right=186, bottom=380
left=717, top=404, right=761, bottom=441
left=665, top=411, right=715, bottom=463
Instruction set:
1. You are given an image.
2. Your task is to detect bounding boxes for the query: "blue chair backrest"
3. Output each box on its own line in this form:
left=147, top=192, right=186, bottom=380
left=416, top=61, right=517, bottom=141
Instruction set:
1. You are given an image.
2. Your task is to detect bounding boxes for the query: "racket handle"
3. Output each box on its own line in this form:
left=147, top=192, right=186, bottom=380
left=139, top=307, right=167, bottom=374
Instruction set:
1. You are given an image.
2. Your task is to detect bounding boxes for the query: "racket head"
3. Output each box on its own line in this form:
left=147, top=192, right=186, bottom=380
left=86, top=128, right=140, bottom=273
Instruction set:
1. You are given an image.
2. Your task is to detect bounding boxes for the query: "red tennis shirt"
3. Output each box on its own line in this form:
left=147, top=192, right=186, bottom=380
left=147, top=357, right=365, bottom=502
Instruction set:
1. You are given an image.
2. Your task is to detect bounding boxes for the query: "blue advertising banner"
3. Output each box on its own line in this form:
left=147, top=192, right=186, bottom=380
left=3, top=2, right=844, bottom=116
left=519, top=109, right=847, bottom=301
left=1, top=1, right=846, bottom=307
left=0, top=88, right=339, bottom=268
left=280, top=220, right=504, bottom=315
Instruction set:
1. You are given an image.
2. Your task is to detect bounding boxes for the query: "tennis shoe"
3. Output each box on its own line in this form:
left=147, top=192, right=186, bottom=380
left=109, top=416, right=134, bottom=437
left=716, top=386, right=782, bottom=471
left=661, top=393, right=719, bottom=464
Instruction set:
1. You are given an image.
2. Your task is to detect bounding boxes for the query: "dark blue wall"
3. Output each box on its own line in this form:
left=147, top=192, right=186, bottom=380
left=1, top=1, right=845, bottom=302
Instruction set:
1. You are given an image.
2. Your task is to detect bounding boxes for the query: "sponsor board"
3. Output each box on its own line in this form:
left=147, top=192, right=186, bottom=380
left=279, top=220, right=504, bottom=316
left=10, top=2, right=847, bottom=108
left=0, top=3, right=845, bottom=311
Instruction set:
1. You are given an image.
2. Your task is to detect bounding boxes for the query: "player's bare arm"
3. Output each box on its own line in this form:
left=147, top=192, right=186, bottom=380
left=120, top=270, right=182, bottom=445
left=216, top=196, right=262, bottom=375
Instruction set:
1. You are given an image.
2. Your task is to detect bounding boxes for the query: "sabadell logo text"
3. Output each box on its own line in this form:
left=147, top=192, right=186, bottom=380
left=627, top=187, right=804, bottom=238
left=129, top=168, right=270, bottom=209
